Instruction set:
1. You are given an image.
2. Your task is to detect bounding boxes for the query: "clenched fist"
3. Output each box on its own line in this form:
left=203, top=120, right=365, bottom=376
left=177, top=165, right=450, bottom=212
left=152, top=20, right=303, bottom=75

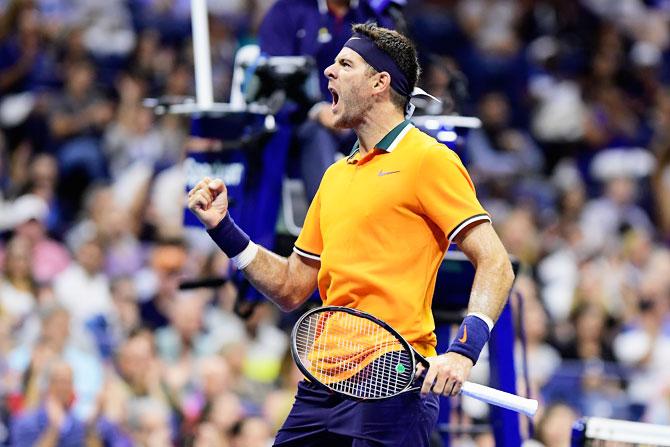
left=187, top=177, right=229, bottom=229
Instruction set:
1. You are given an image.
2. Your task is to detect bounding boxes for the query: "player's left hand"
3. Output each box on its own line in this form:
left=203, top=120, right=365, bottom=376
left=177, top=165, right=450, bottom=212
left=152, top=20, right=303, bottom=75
left=417, top=352, right=474, bottom=397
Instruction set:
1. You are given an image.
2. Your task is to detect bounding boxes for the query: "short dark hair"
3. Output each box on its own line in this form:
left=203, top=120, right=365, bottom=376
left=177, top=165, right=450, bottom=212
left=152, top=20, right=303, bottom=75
left=351, top=23, right=420, bottom=111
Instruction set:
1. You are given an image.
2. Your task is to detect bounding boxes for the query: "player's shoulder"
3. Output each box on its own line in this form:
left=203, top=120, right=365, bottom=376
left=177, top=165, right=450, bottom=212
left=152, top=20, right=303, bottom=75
left=407, top=126, right=462, bottom=163
left=321, top=155, right=350, bottom=178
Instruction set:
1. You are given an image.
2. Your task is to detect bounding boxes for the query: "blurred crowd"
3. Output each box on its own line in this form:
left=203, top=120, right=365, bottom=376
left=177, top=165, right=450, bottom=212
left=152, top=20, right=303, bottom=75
left=1, top=0, right=670, bottom=446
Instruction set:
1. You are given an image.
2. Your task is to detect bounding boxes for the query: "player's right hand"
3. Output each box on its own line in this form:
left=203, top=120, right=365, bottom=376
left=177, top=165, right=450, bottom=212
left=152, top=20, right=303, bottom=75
left=417, top=351, right=473, bottom=397
left=187, top=177, right=228, bottom=229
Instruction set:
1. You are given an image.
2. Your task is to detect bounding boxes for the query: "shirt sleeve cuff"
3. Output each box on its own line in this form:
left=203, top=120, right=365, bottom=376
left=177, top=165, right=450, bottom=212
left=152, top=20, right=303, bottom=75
left=293, top=246, right=321, bottom=261
left=447, top=214, right=491, bottom=242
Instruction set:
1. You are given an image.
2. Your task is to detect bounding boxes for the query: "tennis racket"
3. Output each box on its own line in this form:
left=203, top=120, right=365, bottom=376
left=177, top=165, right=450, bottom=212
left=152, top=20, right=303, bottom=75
left=291, top=305, right=538, bottom=417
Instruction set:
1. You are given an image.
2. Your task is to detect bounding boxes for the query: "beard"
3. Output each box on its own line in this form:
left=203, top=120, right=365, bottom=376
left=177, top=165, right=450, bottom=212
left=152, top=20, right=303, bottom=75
left=333, top=110, right=359, bottom=129
left=332, top=86, right=371, bottom=129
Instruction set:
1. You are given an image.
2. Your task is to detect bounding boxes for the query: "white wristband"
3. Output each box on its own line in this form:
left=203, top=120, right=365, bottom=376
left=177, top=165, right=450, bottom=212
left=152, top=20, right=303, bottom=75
left=231, top=241, right=259, bottom=270
left=467, top=312, right=495, bottom=332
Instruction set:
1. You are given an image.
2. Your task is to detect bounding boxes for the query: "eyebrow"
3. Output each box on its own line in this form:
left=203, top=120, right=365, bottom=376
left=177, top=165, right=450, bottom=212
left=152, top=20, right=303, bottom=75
left=335, top=57, right=353, bottom=65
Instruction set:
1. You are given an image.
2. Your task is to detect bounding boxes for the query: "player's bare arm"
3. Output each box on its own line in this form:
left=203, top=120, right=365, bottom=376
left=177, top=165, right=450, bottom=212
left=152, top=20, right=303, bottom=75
left=241, top=250, right=319, bottom=311
left=456, top=221, right=515, bottom=322
left=420, top=221, right=514, bottom=398
left=187, top=177, right=318, bottom=311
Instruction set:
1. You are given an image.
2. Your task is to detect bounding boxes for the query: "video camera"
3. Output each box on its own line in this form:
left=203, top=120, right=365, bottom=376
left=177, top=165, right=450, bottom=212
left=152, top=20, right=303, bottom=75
left=242, top=56, right=320, bottom=113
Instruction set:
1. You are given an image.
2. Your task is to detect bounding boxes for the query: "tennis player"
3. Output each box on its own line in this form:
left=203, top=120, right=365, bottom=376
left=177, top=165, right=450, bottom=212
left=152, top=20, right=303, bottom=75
left=188, top=23, right=515, bottom=447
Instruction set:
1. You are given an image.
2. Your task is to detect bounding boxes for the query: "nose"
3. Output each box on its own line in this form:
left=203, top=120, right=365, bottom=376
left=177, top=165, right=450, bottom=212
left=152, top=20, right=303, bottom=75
left=324, top=63, right=336, bottom=80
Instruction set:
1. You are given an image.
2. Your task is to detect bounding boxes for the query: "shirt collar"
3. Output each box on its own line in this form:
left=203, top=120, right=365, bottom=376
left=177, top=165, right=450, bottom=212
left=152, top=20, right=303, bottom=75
left=348, top=120, right=413, bottom=160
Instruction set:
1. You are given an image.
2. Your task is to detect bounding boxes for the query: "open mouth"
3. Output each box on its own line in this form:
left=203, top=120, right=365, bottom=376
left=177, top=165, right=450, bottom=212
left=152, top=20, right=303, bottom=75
left=329, top=87, right=339, bottom=108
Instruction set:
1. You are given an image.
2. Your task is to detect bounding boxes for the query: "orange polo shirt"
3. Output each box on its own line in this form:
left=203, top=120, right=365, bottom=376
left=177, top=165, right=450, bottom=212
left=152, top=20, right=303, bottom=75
left=294, top=120, right=490, bottom=356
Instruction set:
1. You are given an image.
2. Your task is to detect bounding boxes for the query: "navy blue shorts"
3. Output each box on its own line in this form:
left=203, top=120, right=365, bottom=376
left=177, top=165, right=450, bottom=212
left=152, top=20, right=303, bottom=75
left=273, top=380, right=440, bottom=446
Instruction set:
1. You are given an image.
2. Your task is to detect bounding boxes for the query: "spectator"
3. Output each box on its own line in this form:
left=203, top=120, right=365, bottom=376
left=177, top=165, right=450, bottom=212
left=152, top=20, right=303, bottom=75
left=133, top=1, right=194, bottom=45
left=193, top=422, right=228, bottom=447
left=230, top=416, right=273, bottom=447
left=0, top=0, right=45, bottom=97
left=560, top=302, right=614, bottom=363
left=262, top=350, right=303, bottom=432
left=65, top=184, right=144, bottom=279
left=53, top=235, right=114, bottom=328
left=527, top=36, right=588, bottom=172
left=126, top=397, right=173, bottom=447
left=497, top=207, right=542, bottom=267
left=583, top=84, right=642, bottom=151
left=10, top=360, right=86, bottom=446
left=581, top=0, right=669, bottom=49
left=100, top=203, right=145, bottom=281
left=456, top=0, right=520, bottom=58
left=48, top=57, right=113, bottom=221
left=137, top=238, right=188, bottom=331
left=155, top=292, right=224, bottom=363
left=455, top=0, right=524, bottom=101
left=205, top=392, right=244, bottom=441
left=23, top=153, right=61, bottom=233
left=170, top=355, right=233, bottom=443
left=208, top=14, right=240, bottom=102
left=537, top=162, right=587, bottom=322
left=415, top=56, right=469, bottom=115
left=198, top=355, right=232, bottom=401
left=75, top=0, right=136, bottom=60
left=239, top=302, right=288, bottom=399
left=613, top=268, right=670, bottom=410
left=650, top=89, right=670, bottom=240
left=103, top=72, right=181, bottom=180
left=580, top=158, right=654, bottom=254
left=127, top=29, right=161, bottom=87
left=6, top=305, right=103, bottom=419
left=626, top=41, right=664, bottom=115
left=466, top=92, right=545, bottom=201
left=514, top=275, right=561, bottom=396
left=644, top=380, right=670, bottom=425
left=3, top=194, right=70, bottom=283
left=97, top=330, right=167, bottom=435
left=0, top=235, right=36, bottom=333
left=534, top=402, right=579, bottom=447
left=109, top=276, right=141, bottom=339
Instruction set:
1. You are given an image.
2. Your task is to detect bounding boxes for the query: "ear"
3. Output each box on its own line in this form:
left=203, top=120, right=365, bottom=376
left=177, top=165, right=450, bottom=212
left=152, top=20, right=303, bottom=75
left=372, top=72, right=392, bottom=94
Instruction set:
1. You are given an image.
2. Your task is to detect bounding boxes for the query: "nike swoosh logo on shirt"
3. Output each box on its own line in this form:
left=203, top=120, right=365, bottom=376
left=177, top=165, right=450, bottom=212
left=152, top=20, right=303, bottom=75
left=378, top=169, right=400, bottom=176
left=458, top=326, right=468, bottom=343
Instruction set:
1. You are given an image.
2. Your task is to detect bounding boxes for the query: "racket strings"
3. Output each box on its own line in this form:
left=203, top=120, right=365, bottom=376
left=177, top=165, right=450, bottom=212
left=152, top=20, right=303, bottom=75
left=294, top=311, right=414, bottom=399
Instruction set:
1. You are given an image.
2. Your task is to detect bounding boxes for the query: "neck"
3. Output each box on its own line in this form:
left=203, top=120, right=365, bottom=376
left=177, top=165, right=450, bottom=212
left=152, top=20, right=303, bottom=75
left=354, top=103, right=406, bottom=155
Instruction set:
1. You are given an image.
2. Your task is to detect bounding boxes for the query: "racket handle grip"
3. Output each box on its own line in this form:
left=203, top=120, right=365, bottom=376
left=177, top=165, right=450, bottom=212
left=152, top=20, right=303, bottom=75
left=460, top=381, right=538, bottom=417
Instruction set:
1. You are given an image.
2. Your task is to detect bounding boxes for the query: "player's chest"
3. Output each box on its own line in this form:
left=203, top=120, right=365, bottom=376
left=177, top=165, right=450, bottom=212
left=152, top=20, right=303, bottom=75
left=320, top=158, right=418, bottom=227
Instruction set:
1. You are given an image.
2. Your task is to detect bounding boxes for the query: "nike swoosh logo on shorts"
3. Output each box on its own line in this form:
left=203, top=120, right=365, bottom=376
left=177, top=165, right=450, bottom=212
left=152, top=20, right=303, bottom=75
left=378, top=169, right=400, bottom=176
